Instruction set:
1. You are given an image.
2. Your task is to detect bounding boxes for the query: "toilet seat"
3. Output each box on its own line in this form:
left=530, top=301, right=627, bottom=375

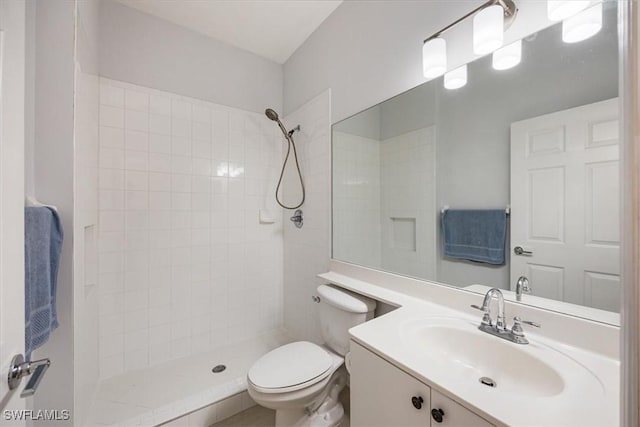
left=248, top=341, right=335, bottom=394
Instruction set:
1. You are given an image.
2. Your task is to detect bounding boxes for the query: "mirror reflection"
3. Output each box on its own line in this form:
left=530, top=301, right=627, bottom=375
left=332, top=3, right=619, bottom=319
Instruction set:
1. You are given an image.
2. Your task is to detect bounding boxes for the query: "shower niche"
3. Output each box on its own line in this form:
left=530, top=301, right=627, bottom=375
left=389, top=217, right=416, bottom=252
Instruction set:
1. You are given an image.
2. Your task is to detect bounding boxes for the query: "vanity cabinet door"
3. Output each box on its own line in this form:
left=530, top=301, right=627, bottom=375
left=350, top=341, right=432, bottom=427
left=430, top=390, right=494, bottom=427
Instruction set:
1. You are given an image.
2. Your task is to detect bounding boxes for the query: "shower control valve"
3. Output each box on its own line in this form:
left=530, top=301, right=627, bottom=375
left=290, top=209, right=303, bottom=228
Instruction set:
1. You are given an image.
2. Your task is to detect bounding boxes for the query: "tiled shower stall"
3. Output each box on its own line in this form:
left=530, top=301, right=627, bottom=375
left=97, top=80, right=285, bottom=377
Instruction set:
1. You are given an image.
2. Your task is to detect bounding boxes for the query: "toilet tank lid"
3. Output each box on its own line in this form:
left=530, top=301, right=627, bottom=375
left=317, top=284, right=377, bottom=314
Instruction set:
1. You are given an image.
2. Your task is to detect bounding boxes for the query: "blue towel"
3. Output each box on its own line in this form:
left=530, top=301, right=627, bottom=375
left=442, top=209, right=507, bottom=265
left=25, top=207, right=63, bottom=360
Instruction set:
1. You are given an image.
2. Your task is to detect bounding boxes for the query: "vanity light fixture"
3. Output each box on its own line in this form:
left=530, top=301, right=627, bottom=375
left=422, top=0, right=518, bottom=80
left=423, top=38, right=447, bottom=78
left=562, top=2, right=603, bottom=44
left=473, top=5, right=505, bottom=55
left=492, top=39, right=522, bottom=70
left=547, top=0, right=590, bottom=21
left=444, top=65, right=467, bottom=89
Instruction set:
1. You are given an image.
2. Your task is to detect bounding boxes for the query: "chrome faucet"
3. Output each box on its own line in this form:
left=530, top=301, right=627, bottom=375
left=471, top=288, right=540, bottom=344
left=515, top=276, right=531, bottom=301
left=472, top=288, right=506, bottom=330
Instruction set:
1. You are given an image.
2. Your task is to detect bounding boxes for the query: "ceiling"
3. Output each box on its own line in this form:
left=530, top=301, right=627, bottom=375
left=116, top=0, right=343, bottom=64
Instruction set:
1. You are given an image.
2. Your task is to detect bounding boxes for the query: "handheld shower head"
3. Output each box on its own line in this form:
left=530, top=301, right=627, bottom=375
left=264, top=106, right=305, bottom=211
left=265, top=107, right=292, bottom=140
left=265, top=108, right=279, bottom=121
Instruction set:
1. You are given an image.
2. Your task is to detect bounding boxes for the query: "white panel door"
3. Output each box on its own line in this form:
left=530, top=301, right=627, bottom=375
left=510, top=98, right=620, bottom=310
left=0, top=0, right=27, bottom=421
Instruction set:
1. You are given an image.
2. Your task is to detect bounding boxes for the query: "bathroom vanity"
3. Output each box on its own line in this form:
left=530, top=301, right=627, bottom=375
left=320, top=269, right=620, bottom=427
left=344, top=282, right=619, bottom=427
left=350, top=341, right=493, bottom=427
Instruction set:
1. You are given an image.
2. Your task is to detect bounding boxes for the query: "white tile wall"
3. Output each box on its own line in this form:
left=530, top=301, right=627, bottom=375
left=332, top=126, right=437, bottom=281
left=98, top=79, right=284, bottom=378
left=380, top=127, right=437, bottom=279
left=282, top=90, right=332, bottom=343
left=333, top=131, right=382, bottom=268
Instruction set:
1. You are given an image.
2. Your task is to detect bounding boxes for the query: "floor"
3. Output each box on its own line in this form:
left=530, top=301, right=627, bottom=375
left=210, top=405, right=275, bottom=427
left=211, top=387, right=351, bottom=427
left=87, top=330, right=292, bottom=426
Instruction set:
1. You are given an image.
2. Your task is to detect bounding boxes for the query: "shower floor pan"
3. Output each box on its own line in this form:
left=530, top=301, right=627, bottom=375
left=87, top=330, right=292, bottom=426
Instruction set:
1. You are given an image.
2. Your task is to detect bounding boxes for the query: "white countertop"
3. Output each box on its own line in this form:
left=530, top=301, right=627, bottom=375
left=319, top=271, right=620, bottom=427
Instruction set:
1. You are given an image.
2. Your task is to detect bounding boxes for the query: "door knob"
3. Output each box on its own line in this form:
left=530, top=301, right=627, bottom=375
left=7, top=354, right=51, bottom=397
left=514, top=246, right=533, bottom=256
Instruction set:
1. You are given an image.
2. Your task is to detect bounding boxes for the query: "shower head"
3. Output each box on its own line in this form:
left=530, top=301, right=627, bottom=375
left=265, top=108, right=279, bottom=122
left=266, top=107, right=290, bottom=139
left=265, top=107, right=300, bottom=140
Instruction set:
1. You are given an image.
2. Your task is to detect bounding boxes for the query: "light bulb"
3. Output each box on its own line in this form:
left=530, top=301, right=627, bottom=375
left=562, top=2, right=603, bottom=43
left=444, top=65, right=467, bottom=90
left=492, top=40, right=522, bottom=70
left=547, top=1, right=590, bottom=21
left=423, top=38, right=447, bottom=79
left=473, top=5, right=504, bottom=55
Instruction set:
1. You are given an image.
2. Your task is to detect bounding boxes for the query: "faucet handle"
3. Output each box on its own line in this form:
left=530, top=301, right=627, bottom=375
left=471, top=304, right=492, bottom=326
left=511, top=316, right=540, bottom=337
left=522, top=320, right=541, bottom=328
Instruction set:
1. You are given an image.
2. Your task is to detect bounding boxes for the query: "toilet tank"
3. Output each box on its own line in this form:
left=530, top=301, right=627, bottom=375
left=317, top=285, right=376, bottom=356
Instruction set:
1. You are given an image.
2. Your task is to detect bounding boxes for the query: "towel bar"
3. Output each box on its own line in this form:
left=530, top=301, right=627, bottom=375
left=441, top=205, right=511, bottom=215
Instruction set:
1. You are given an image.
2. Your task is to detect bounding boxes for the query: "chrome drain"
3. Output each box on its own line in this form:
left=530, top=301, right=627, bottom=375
left=212, top=364, right=226, bottom=373
left=479, top=376, right=496, bottom=388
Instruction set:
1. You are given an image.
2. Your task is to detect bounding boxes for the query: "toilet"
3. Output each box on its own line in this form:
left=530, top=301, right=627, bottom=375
left=247, top=285, right=376, bottom=427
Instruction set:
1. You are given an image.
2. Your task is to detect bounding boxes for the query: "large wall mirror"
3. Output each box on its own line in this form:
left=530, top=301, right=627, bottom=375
left=332, top=2, right=620, bottom=323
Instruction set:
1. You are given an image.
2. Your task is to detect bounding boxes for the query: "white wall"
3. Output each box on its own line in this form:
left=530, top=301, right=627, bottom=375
left=333, top=105, right=381, bottom=140
left=284, top=1, right=561, bottom=123
left=73, top=0, right=101, bottom=424
left=24, top=0, right=35, bottom=197
left=282, top=90, right=332, bottom=343
left=97, top=79, right=284, bottom=378
left=29, top=0, right=76, bottom=423
left=99, top=0, right=283, bottom=114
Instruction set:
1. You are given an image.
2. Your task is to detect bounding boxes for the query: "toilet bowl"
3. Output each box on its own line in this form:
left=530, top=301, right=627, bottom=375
left=248, top=342, right=346, bottom=426
left=247, top=285, right=376, bottom=427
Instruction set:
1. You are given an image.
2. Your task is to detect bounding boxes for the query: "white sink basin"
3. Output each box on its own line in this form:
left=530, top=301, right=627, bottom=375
left=401, top=317, right=594, bottom=398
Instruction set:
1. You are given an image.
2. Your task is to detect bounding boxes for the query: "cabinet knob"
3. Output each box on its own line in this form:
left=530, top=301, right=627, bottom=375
left=411, top=395, right=424, bottom=410
left=431, top=408, right=445, bottom=423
